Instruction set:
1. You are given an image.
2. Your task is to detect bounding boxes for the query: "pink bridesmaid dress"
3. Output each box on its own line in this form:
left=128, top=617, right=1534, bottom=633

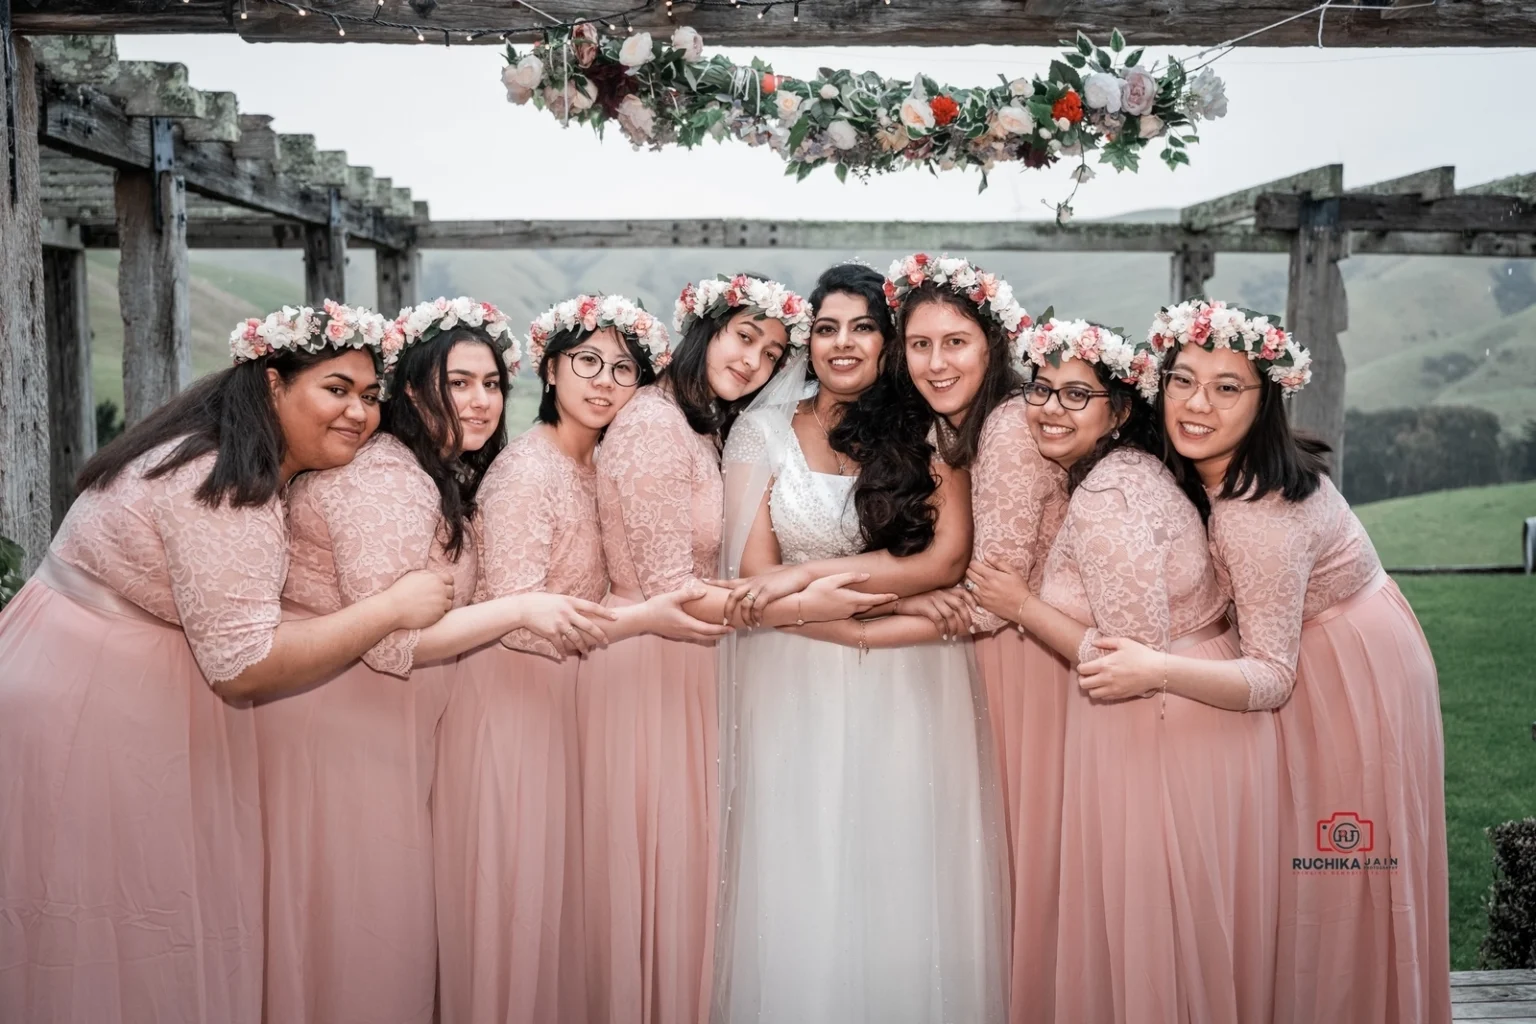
left=434, top=428, right=606, bottom=1024
left=1044, top=448, right=1279, bottom=1024
left=0, top=445, right=277, bottom=1024
left=255, top=433, right=476, bottom=1024
left=1208, top=477, right=1451, bottom=1024
left=969, top=394, right=1072, bottom=1024
left=582, top=385, right=721, bottom=1024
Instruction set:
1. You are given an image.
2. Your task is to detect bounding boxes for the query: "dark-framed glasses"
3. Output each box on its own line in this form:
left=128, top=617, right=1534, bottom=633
left=1162, top=369, right=1261, bottom=409
left=564, top=349, right=641, bottom=388
left=1022, top=381, right=1110, bottom=412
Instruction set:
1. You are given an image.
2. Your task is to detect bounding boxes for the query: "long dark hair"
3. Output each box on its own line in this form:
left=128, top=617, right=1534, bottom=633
left=895, top=282, right=1023, bottom=469
left=1156, top=344, right=1331, bottom=520
left=814, top=264, right=939, bottom=557
left=536, top=324, right=659, bottom=426
left=659, top=273, right=782, bottom=441
left=379, top=325, right=510, bottom=559
left=77, top=346, right=358, bottom=508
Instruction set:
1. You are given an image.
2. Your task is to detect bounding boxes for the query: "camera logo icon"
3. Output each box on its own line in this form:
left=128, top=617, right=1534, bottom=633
left=1316, top=812, right=1374, bottom=854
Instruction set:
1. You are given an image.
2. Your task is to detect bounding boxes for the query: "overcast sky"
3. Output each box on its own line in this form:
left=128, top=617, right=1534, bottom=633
left=115, top=33, right=1536, bottom=223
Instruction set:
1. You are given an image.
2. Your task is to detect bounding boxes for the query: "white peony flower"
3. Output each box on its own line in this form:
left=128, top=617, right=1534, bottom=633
left=507, top=54, right=543, bottom=91
left=775, top=90, right=803, bottom=122
left=1120, top=68, right=1158, bottom=116
left=616, top=94, right=656, bottom=142
left=994, top=103, right=1034, bottom=136
left=899, top=95, right=935, bottom=131
left=1008, top=77, right=1032, bottom=97
left=825, top=119, right=858, bottom=150
left=618, top=32, right=654, bottom=68
left=1083, top=72, right=1122, bottom=113
left=670, top=25, right=704, bottom=62
left=1054, top=116, right=1071, bottom=132
left=1138, top=113, right=1165, bottom=139
left=1186, top=68, right=1228, bottom=120
left=819, top=82, right=840, bottom=100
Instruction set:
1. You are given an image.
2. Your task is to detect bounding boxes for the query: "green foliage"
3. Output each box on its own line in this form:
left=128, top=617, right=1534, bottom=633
left=0, top=535, right=23, bottom=612
left=1344, top=405, right=1511, bottom=506
left=96, top=399, right=124, bottom=447
left=1480, top=818, right=1536, bottom=969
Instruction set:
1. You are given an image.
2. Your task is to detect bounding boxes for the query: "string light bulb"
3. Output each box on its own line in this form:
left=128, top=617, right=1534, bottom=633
left=793, top=1, right=799, bottom=20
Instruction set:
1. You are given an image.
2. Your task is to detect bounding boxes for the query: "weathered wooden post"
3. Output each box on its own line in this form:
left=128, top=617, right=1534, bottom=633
left=115, top=114, right=191, bottom=424
left=375, top=247, right=420, bottom=315
left=1170, top=244, right=1215, bottom=303
left=304, top=185, right=347, bottom=303
left=0, top=31, right=51, bottom=572
left=43, top=240, right=96, bottom=532
left=1284, top=195, right=1349, bottom=484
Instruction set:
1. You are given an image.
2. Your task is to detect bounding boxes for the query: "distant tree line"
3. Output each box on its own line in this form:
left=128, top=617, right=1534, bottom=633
left=1344, top=406, right=1536, bottom=505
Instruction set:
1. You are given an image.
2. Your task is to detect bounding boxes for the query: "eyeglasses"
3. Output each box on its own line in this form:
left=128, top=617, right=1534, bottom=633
left=1162, top=369, right=1261, bottom=410
left=563, top=349, right=641, bottom=388
left=1022, top=381, right=1110, bottom=412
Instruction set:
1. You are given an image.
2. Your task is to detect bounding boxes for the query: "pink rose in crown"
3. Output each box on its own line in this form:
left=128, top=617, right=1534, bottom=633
left=1260, top=327, right=1286, bottom=361
left=782, top=293, right=805, bottom=318
left=633, top=311, right=655, bottom=336
left=325, top=318, right=349, bottom=342
left=1188, top=311, right=1212, bottom=345
left=241, top=319, right=260, bottom=341
left=577, top=296, right=600, bottom=330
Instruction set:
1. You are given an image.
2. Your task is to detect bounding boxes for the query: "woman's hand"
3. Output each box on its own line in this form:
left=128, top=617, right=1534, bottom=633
left=796, top=572, right=898, bottom=625
left=1077, top=636, right=1164, bottom=701
left=638, top=587, right=736, bottom=643
left=512, top=593, right=617, bottom=657
left=386, top=569, right=455, bottom=630
left=895, top=588, right=975, bottom=641
left=710, top=566, right=813, bottom=626
left=964, top=558, right=1029, bottom=626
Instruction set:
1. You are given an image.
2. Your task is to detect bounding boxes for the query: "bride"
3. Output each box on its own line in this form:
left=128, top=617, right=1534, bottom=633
left=712, top=263, right=1007, bottom=1022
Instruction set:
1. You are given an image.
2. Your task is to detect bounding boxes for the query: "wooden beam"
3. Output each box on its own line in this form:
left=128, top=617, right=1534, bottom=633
left=41, top=216, right=83, bottom=249
left=0, top=38, right=51, bottom=573
left=1180, top=165, right=1343, bottom=230
left=42, top=246, right=95, bottom=533
left=375, top=247, right=420, bottom=316
left=1284, top=197, right=1349, bottom=487
left=1349, top=166, right=1455, bottom=199
left=22, top=0, right=1536, bottom=48
left=100, top=60, right=207, bottom=119
left=1170, top=246, right=1216, bottom=303
left=29, top=34, right=117, bottom=85
left=1348, top=231, right=1536, bottom=258
left=1256, top=193, right=1536, bottom=233
left=304, top=187, right=347, bottom=303
left=115, top=157, right=192, bottom=425
left=1461, top=173, right=1536, bottom=197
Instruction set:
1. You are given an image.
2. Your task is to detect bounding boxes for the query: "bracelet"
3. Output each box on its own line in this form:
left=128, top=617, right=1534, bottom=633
left=795, top=595, right=805, bottom=627
left=1160, top=652, right=1168, bottom=720
left=1014, top=596, right=1028, bottom=634
left=858, top=619, right=869, bottom=660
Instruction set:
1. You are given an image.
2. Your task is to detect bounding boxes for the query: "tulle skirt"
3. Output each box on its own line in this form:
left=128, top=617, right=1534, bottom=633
left=0, top=563, right=262, bottom=1024
left=1274, top=572, right=1451, bottom=1024
left=576, top=594, right=719, bottom=1024
left=975, top=626, right=1071, bottom=1024
left=715, top=628, right=1008, bottom=1023
left=434, top=642, right=586, bottom=1024
left=254, top=625, right=452, bottom=1024
left=1055, top=625, right=1279, bottom=1024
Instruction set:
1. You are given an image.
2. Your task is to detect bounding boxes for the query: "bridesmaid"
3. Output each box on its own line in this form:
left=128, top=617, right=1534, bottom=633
left=1078, top=301, right=1451, bottom=1024
left=434, top=295, right=731, bottom=1024
left=580, top=274, right=815, bottom=1024
left=0, top=303, right=451, bottom=1024
left=966, top=316, right=1280, bottom=1024
left=257, top=297, right=614, bottom=1024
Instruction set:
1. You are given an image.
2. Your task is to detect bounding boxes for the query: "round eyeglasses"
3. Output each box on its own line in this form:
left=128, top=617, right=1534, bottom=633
left=1022, top=381, right=1110, bottom=412
left=1162, top=369, right=1261, bottom=409
left=563, top=349, right=641, bottom=388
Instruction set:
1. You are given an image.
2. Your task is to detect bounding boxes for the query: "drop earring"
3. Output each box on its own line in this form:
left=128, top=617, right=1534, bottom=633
left=1111, top=428, right=1120, bottom=440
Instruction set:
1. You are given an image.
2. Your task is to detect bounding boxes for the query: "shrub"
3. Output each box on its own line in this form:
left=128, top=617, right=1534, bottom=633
left=1481, top=817, right=1536, bottom=969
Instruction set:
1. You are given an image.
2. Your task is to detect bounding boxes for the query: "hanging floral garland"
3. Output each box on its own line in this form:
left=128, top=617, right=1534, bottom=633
left=501, top=24, right=1228, bottom=204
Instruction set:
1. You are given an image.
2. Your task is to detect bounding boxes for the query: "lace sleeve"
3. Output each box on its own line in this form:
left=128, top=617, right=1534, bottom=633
left=477, top=448, right=561, bottom=659
left=1210, top=496, right=1314, bottom=711
left=1068, top=474, right=1171, bottom=666
left=599, top=401, right=704, bottom=597
left=153, top=464, right=288, bottom=686
left=970, top=399, right=1062, bottom=634
left=313, top=451, right=443, bottom=677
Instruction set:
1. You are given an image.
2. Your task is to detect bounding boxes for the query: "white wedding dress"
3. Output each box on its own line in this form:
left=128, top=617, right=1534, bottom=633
left=713, top=406, right=1008, bottom=1024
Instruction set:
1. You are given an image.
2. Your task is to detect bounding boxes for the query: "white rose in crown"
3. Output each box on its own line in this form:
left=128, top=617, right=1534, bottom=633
left=994, top=103, right=1034, bottom=136
left=899, top=95, right=935, bottom=131
left=819, top=83, right=840, bottom=100
left=1120, top=68, right=1158, bottom=116
left=1083, top=72, right=1122, bottom=113
left=775, top=91, right=802, bottom=122
left=1138, top=113, right=1165, bottom=139
left=1186, top=68, right=1228, bottom=120
left=825, top=119, right=858, bottom=150
left=670, top=25, right=704, bottom=63
left=1008, top=77, right=1031, bottom=97
left=618, top=32, right=654, bottom=68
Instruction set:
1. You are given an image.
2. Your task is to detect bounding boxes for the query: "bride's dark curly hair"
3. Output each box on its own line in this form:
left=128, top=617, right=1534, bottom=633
left=815, top=264, right=939, bottom=557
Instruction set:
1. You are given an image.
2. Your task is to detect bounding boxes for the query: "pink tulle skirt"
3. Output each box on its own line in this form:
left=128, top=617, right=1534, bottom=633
left=254, top=629, right=451, bottom=1024
left=1274, top=573, right=1451, bottom=1024
left=434, top=641, right=586, bottom=1024
left=575, top=595, right=718, bottom=1024
left=975, top=626, right=1071, bottom=1024
left=1055, top=625, right=1279, bottom=1024
left=0, top=566, right=262, bottom=1024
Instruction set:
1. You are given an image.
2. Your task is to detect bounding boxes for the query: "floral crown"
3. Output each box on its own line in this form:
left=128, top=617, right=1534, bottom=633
left=1147, top=299, right=1312, bottom=395
left=528, top=293, right=672, bottom=370
left=228, top=299, right=388, bottom=366
left=673, top=274, right=812, bottom=349
left=1022, top=311, right=1163, bottom=402
left=387, top=297, right=521, bottom=378
left=884, top=253, right=1031, bottom=342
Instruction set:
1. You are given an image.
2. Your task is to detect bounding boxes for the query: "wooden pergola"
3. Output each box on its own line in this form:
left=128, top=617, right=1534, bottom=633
left=3, top=1, right=1536, bottom=575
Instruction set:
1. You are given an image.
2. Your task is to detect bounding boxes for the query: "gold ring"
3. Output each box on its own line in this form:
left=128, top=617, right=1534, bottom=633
left=745, top=592, right=757, bottom=604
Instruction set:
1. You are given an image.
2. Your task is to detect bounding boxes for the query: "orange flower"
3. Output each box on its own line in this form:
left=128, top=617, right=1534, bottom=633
left=930, top=94, right=960, bottom=126
left=1051, top=89, right=1083, bottom=123
left=761, top=73, right=779, bottom=95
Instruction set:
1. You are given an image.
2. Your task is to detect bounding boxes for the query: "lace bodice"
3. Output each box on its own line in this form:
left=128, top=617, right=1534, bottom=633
left=476, top=427, right=608, bottom=659
left=970, top=395, right=1069, bottom=633
left=1208, top=475, right=1384, bottom=711
left=50, top=443, right=287, bottom=685
left=284, top=433, right=478, bottom=678
left=1040, top=448, right=1226, bottom=666
left=596, top=385, right=723, bottom=598
left=725, top=409, right=863, bottom=565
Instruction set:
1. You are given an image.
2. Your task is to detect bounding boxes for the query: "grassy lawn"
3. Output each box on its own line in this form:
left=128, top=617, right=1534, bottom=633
left=1355, top=480, right=1536, bottom=568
